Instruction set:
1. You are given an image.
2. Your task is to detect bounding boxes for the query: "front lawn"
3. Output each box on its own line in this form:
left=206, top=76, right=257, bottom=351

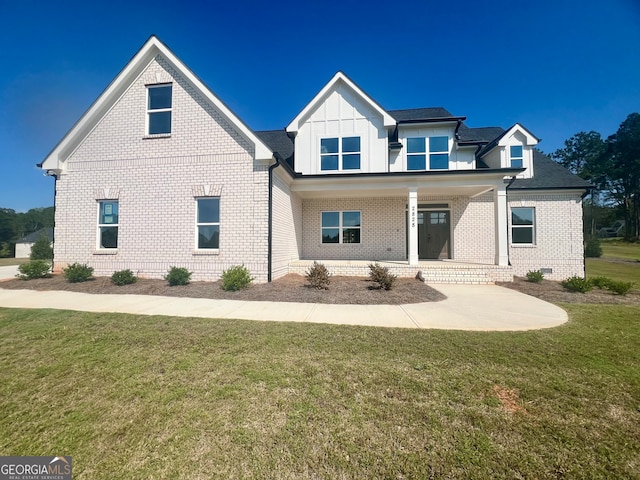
left=0, top=257, right=28, bottom=267
left=1, top=305, right=639, bottom=479
left=600, top=238, right=640, bottom=261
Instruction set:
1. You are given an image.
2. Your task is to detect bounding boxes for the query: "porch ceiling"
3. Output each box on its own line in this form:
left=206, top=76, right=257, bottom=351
left=289, top=173, right=503, bottom=198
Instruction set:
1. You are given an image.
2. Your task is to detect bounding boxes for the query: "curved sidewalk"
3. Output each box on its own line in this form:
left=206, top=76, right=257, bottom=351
left=0, top=284, right=567, bottom=331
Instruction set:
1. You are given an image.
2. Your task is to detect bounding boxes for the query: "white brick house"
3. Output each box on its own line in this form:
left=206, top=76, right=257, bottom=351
left=40, top=36, right=590, bottom=283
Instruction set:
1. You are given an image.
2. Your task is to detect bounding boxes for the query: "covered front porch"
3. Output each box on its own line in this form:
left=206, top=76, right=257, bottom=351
left=288, top=260, right=513, bottom=284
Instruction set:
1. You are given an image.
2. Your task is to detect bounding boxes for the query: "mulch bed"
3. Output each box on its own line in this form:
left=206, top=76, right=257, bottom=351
left=498, top=276, right=640, bottom=305
left=0, top=273, right=447, bottom=305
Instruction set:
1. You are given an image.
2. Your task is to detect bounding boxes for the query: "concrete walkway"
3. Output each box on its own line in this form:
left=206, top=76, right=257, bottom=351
left=0, top=265, right=19, bottom=280
left=0, top=284, right=567, bottom=331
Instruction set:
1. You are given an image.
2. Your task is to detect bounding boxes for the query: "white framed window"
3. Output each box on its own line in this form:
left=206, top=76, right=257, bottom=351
left=196, top=198, right=220, bottom=249
left=321, top=211, right=361, bottom=244
left=320, top=137, right=361, bottom=171
left=147, top=84, right=172, bottom=135
left=429, top=136, right=449, bottom=170
left=510, top=145, right=523, bottom=168
left=405, top=136, right=449, bottom=171
left=511, top=207, right=535, bottom=244
left=407, top=137, right=426, bottom=170
left=98, top=200, right=118, bottom=249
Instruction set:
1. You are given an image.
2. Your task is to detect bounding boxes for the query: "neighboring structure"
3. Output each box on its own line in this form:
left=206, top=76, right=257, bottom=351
left=39, top=36, right=591, bottom=283
left=15, top=227, right=54, bottom=259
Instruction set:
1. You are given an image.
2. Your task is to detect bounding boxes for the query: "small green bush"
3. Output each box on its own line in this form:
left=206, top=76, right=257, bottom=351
left=606, top=280, right=634, bottom=295
left=16, top=260, right=51, bottom=280
left=368, top=263, right=397, bottom=291
left=584, top=237, right=602, bottom=258
left=30, top=235, right=53, bottom=260
left=221, top=265, right=254, bottom=291
left=591, top=276, right=612, bottom=289
left=561, top=276, right=593, bottom=293
left=164, top=266, right=192, bottom=286
left=305, top=261, right=331, bottom=290
left=526, top=270, right=544, bottom=283
left=63, top=263, right=94, bottom=283
left=111, top=269, right=138, bottom=286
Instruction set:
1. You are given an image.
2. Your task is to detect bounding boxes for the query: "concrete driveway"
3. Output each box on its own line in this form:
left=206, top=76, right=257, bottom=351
left=0, top=283, right=567, bottom=331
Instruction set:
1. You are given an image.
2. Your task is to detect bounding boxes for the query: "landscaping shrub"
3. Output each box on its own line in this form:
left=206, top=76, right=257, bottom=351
left=591, top=276, right=612, bottom=289
left=605, top=280, right=634, bottom=295
left=63, top=263, right=94, bottom=283
left=305, top=261, right=331, bottom=290
left=111, top=269, right=137, bottom=286
left=30, top=235, right=53, bottom=260
left=560, top=276, right=593, bottom=293
left=164, top=266, right=192, bottom=286
left=16, top=260, right=51, bottom=280
left=584, top=237, right=602, bottom=258
left=525, top=270, right=544, bottom=283
left=221, top=265, right=254, bottom=291
left=368, top=263, right=397, bottom=291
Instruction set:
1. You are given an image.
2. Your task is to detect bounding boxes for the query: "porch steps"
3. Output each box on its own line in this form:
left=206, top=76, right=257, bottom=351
left=287, top=261, right=513, bottom=284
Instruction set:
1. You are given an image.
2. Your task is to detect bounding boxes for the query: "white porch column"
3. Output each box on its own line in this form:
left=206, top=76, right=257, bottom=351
left=408, top=188, right=419, bottom=265
left=494, top=183, right=509, bottom=266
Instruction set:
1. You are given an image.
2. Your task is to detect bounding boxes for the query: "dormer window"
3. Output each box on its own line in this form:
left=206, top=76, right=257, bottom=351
left=320, top=137, right=361, bottom=171
left=406, top=136, right=449, bottom=171
left=429, top=136, right=449, bottom=170
left=407, top=138, right=426, bottom=170
left=147, top=84, right=172, bottom=135
left=510, top=145, right=523, bottom=168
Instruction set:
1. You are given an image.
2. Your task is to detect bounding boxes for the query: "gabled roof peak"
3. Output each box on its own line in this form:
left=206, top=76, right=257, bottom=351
left=286, top=71, right=396, bottom=133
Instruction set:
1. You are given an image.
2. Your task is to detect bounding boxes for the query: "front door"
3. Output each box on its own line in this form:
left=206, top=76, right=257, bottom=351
left=418, top=210, right=450, bottom=259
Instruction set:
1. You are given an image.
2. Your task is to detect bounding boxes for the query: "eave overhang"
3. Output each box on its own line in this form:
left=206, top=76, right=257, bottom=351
left=287, top=168, right=524, bottom=198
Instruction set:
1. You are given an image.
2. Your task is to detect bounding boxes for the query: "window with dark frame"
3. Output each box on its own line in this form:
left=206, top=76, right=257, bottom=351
left=147, top=84, right=172, bottom=134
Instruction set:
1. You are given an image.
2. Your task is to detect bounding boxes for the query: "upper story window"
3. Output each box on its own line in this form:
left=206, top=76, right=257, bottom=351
left=510, top=145, right=523, bottom=168
left=406, top=136, right=449, bottom=170
left=320, top=137, right=360, bottom=171
left=98, top=200, right=118, bottom=249
left=407, top=138, right=426, bottom=170
left=429, top=136, right=449, bottom=170
left=147, top=84, right=172, bottom=135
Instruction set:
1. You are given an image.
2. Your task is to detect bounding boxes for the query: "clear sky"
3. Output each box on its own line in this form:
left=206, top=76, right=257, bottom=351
left=1, top=0, right=639, bottom=212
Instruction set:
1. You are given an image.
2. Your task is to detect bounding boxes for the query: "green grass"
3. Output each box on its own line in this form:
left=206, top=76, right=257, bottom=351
left=587, top=258, right=640, bottom=286
left=1, top=306, right=639, bottom=479
left=0, top=257, right=29, bottom=266
left=600, top=238, right=640, bottom=261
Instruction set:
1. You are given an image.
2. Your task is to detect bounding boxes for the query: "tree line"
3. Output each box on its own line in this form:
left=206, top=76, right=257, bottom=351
left=551, top=112, right=640, bottom=240
left=0, top=207, right=54, bottom=257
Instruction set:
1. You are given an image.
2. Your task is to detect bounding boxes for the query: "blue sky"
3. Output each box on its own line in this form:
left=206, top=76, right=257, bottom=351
left=1, top=0, right=639, bottom=212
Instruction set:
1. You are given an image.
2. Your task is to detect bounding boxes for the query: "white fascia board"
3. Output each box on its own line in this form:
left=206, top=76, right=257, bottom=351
left=41, top=36, right=272, bottom=170
left=497, top=123, right=539, bottom=147
left=285, top=72, right=396, bottom=133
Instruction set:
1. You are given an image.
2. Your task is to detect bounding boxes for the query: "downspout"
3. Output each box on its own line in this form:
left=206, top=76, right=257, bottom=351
left=267, top=157, right=280, bottom=283
left=505, top=176, right=517, bottom=266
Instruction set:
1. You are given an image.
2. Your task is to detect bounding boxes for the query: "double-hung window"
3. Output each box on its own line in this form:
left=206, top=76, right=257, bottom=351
left=510, top=145, right=523, bottom=168
left=511, top=207, right=535, bottom=244
left=429, top=136, right=449, bottom=170
left=407, top=138, right=426, bottom=170
left=147, top=84, right=172, bottom=135
left=320, top=137, right=361, bottom=171
left=98, top=201, right=118, bottom=249
left=196, top=198, right=220, bottom=249
left=321, top=211, right=361, bottom=244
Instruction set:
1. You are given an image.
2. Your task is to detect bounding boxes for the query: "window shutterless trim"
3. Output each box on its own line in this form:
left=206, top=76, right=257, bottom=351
left=195, top=197, right=220, bottom=250
left=97, top=200, right=119, bottom=250
left=146, top=83, right=172, bottom=135
left=321, top=210, right=361, bottom=244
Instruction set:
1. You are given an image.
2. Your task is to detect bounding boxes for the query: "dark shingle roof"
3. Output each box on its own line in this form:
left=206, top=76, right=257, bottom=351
left=17, top=227, right=53, bottom=244
left=255, top=130, right=294, bottom=167
left=457, top=125, right=505, bottom=143
left=388, top=108, right=458, bottom=122
left=510, top=150, right=592, bottom=190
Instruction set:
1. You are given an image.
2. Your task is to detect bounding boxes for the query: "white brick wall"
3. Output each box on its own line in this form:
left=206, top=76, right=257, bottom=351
left=508, top=192, right=585, bottom=280
left=54, top=55, right=269, bottom=282
left=271, top=168, right=302, bottom=279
